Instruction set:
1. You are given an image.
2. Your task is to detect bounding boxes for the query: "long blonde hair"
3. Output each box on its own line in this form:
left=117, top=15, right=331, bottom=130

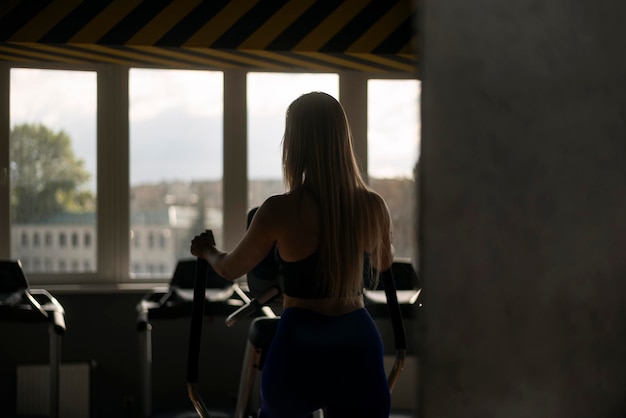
left=282, top=92, right=391, bottom=302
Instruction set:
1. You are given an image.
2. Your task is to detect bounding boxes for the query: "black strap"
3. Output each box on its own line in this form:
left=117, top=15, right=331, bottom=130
left=187, top=258, right=208, bottom=384
left=382, top=269, right=407, bottom=351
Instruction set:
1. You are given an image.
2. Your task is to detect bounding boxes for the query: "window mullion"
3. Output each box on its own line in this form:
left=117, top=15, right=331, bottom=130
left=339, top=72, right=369, bottom=182
left=223, top=69, right=248, bottom=251
left=97, top=65, right=130, bottom=282
left=0, top=65, right=9, bottom=259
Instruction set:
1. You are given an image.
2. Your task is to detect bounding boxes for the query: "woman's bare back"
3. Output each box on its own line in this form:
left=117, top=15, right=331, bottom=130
left=270, top=187, right=393, bottom=316
left=274, top=188, right=320, bottom=262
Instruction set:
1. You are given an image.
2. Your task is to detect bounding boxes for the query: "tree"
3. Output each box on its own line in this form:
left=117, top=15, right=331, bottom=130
left=10, top=123, right=95, bottom=223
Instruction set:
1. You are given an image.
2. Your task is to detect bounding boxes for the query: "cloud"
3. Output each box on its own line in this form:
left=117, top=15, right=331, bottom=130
left=368, top=79, right=421, bottom=178
left=130, top=108, right=223, bottom=184
left=129, top=69, right=223, bottom=121
left=10, top=69, right=422, bottom=185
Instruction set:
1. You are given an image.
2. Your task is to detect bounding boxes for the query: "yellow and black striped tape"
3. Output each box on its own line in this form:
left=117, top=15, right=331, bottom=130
left=0, top=0, right=418, bottom=73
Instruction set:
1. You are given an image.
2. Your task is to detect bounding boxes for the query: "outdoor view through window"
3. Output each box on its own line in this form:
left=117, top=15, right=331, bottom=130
left=9, top=68, right=420, bottom=279
left=247, top=72, right=339, bottom=209
left=129, top=69, right=223, bottom=278
left=10, top=68, right=97, bottom=274
left=368, top=79, right=420, bottom=261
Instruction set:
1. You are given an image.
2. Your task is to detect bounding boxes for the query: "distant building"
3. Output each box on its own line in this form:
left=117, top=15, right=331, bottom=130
left=12, top=202, right=222, bottom=278
left=11, top=177, right=416, bottom=276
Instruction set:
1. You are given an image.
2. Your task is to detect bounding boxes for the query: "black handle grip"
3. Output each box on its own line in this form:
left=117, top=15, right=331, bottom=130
left=382, top=270, right=407, bottom=351
left=187, top=258, right=209, bottom=384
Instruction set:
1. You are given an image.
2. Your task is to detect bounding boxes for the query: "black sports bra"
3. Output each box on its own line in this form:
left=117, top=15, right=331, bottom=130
left=275, top=248, right=329, bottom=299
left=275, top=249, right=373, bottom=299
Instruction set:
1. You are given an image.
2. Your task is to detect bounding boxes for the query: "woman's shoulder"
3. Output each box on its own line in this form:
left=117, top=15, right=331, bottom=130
left=257, top=191, right=302, bottom=216
left=249, top=194, right=291, bottom=234
left=257, top=193, right=288, bottom=213
left=262, top=190, right=299, bottom=206
left=256, top=189, right=318, bottom=237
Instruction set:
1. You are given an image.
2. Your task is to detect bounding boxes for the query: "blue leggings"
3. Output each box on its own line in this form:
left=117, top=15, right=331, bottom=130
left=259, top=307, right=390, bottom=418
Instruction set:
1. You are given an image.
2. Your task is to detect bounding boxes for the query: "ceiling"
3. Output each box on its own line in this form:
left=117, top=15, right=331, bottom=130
left=0, top=0, right=418, bottom=74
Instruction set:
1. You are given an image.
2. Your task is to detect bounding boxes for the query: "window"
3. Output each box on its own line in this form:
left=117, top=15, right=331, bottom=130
left=246, top=73, right=339, bottom=210
left=2, top=65, right=419, bottom=285
left=367, top=79, right=421, bottom=263
left=9, top=68, right=97, bottom=274
left=129, top=69, right=223, bottom=278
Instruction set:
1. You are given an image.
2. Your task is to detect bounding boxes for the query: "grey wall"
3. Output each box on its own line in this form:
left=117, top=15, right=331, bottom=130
left=420, top=0, right=626, bottom=417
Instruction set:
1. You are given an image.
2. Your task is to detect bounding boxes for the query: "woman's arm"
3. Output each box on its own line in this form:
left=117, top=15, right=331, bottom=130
left=190, top=196, right=280, bottom=280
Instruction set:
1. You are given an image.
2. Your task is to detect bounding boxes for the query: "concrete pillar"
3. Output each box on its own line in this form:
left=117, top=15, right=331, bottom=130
left=420, top=0, right=626, bottom=416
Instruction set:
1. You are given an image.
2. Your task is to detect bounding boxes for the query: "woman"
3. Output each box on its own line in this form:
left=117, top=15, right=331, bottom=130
left=191, top=92, right=393, bottom=417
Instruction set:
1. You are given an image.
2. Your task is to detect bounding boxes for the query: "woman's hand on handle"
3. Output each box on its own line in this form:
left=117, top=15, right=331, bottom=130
left=190, top=230, right=216, bottom=260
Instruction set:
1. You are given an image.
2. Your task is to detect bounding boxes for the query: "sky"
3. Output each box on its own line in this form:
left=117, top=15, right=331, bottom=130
left=10, top=68, right=420, bottom=190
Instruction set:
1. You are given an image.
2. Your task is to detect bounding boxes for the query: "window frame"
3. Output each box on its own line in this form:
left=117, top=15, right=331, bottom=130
left=0, top=62, right=418, bottom=287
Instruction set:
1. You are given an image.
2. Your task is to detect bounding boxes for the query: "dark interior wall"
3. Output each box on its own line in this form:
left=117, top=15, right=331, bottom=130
left=420, top=0, right=626, bottom=417
left=0, top=291, right=253, bottom=417
left=0, top=291, right=416, bottom=417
